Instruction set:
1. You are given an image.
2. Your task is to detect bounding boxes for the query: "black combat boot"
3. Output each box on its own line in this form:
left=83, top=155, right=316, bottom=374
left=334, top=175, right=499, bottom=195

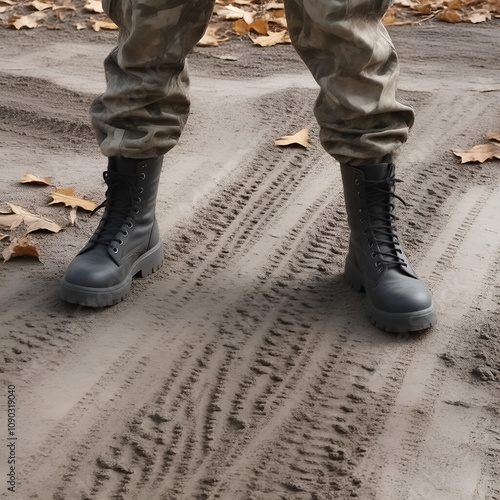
left=340, top=162, right=437, bottom=332
left=61, top=156, right=164, bottom=307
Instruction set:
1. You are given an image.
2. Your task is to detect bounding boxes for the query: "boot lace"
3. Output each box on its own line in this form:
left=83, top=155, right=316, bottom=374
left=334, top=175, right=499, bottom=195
left=359, top=176, right=408, bottom=268
left=90, top=170, right=141, bottom=247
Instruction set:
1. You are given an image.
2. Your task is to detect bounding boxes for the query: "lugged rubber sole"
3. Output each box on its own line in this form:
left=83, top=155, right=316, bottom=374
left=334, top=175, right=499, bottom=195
left=345, top=257, right=437, bottom=333
left=60, top=240, right=163, bottom=308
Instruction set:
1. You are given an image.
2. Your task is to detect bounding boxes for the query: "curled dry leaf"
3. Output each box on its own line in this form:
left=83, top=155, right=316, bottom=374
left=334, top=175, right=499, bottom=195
left=0, top=0, right=16, bottom=5
left=84, top=0, right=103, bottom=13
left=0, top=203, right=62, bottom=233
left=252, top=29, right=290, bottom=47
left=0, top=233, right=8, bottom=241
left=275, top=129, right=309, bottom=148
left=21, top=173, right=53, bottom=186
left=197, top=23, right=228, bottom=46
left=486, top=131, right=500, bottom=142
left=52, top=5, right=76, bottom=21
left=2, top=236, right=40, bottom=262
left=214, top=4, right=246, bottom=20
left=453, top=142, right=500, bottom=163
left=91, top=18, right=118, bottom=31
left=48, top=188, right=98, bottom=212
left=30, top=0, right=52, bottom=11
left=234, top=18, right=269, bottom=35
left=8, top=11, right=46, bottom=29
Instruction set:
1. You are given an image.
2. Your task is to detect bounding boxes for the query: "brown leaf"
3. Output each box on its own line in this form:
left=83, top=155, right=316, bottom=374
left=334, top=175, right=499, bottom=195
left=30, top=0, right=52, bottom=11
left=48, top=188, right=98, bottom=212
left=8, top=11, right=46, bottom=29
left=91, top=18, right=118, bottom=31
left=75, top=22, right=87, bottom=30
left=233, top=18, right=250, bottom=34
left=52, top=5, right=76, bottom=21
left=250, top=18, right=269, bottom=35
left=4, top=203, right=62, bottom=233
left=197, top=23, right=228, bottom=46
left=0, top=0, right=16, bottom=5
left=252, top=30, right=290, bottom=47
left=233, top=18, right=269, bottom=35
left=20, top=173, right=53, bottom=186
left=2, top=236, right=40, bottom=262
left=453, top=142, right=500, bottom=163
left=84, top=0, right=103, bottom=13
left=486, top=131, right=500, bottom=142
left=275, top=129, right=309, bottom=148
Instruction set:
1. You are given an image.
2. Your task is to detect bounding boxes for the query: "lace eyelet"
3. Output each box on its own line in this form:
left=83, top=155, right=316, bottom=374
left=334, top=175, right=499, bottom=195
left=371, top=252, right=376, bottom=258
left=378, top=267, right=384, bottom=273
left=134, top=208, right=140, bottom=214
left=122, top=231, right=128, bottom=237
left=355, top=179, right=361, bottom=186
left=135, top=197, right=141, bottom=203
left=140, top=173, right=146, bottom=180
left=368, top=242, right=373, bottom=248
left=138, top=188, right=144, bottom=194
left=127, top=222, right=133, bottom=228
left=112, top=247, right=118, bottom=253
left=118, top=239, right=123, bottom=245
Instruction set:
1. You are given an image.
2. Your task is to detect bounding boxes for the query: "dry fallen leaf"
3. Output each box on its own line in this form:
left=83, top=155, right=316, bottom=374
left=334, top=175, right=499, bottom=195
left=197, top=23, right=228, bottom=46
left=75, top=22, right=87, bottom=30
left=2, top=236, right=40, bottom=262
left=234, top=18, right=269, bottom=35
left=486, top=131, right=500, bottom=142
left=0, top=203, right=62, bottom=233
left=266, top=2, right=285, bottom=9
left=84, top=0, right=103, bottom=13
left=20, top=173, right=53, bottom=186
left=453, top=142, right=500, bottom=163
left=48, top=188, right=98, bottom=212
left=52, top=5, right=76, bottom=21
left=8, top=11, right=46, bottom=29
left=0, top=0, right=16, bottom=5
left=91, top=18, right=118, bottom=31
left=214, top=4, right=246, bottom=20
left=275, top=129, right=309, bottom=148
left=0, top=233, right=8, bottom=241
left=252, top=29, right=291, bottom=47
left=30, top=0, right=52, bottom=11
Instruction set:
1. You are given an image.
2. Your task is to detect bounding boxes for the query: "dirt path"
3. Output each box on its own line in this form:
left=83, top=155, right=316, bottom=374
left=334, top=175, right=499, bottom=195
left=1, top=22, right=499, bottom=500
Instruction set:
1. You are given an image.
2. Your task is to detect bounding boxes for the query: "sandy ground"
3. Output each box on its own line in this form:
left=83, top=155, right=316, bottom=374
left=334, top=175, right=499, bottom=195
left=1, top=20, right=500, bottom=500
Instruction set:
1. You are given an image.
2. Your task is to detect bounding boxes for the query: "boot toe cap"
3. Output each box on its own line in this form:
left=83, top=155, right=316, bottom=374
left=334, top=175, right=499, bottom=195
left=62, top=246, right=122, bottom=289
left=373, top=273, right=433, bottom=314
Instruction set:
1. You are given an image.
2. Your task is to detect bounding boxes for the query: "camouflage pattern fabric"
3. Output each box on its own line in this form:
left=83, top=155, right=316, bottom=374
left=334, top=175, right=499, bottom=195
left=92, top=0, right=414, bottom=165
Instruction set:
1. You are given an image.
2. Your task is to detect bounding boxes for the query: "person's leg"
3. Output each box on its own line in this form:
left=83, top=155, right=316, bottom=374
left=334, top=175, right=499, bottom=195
left=61, top=0, right=215, bottom=307
left=285, top=0, right=436, bottom=332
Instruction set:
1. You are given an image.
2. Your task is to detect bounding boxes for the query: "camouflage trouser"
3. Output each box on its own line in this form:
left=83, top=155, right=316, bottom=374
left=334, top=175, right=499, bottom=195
left=93, top=0, right=414, bottom=165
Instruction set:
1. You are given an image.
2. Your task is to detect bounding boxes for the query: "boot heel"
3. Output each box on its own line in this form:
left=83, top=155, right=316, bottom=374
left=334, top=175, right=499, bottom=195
left=345, top=256, right=364, bottom=292
left=136, top=240, right=163, bottom=278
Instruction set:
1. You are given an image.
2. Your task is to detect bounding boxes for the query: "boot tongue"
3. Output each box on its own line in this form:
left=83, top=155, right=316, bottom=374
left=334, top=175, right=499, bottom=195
left=357, top=162, right=394, bottom=182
